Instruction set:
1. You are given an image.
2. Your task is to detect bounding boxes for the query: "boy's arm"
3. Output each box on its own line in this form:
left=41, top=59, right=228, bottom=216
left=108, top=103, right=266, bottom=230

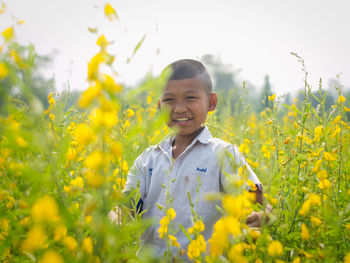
left=246, top=184, right=273, bottom=227
left=222, top=145, right=269, bottom=227
left=108, top=191, right=143, bottom=224
left=108, top=153, right=146, bottom=224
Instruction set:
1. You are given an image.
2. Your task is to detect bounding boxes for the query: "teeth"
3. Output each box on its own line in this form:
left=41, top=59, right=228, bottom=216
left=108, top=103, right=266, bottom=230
left=175, top=118, right=190, bottom=122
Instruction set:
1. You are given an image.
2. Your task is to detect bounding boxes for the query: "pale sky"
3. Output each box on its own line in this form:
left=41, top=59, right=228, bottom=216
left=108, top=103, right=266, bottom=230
left=2, top=0, right=350, bottom=95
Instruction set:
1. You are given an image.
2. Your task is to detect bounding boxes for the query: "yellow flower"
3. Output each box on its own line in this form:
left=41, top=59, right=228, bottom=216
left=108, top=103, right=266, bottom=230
left=223, top=193, right=252, bottom=219
left=261, top=145, right=271, bottom=159
left=292, top=257, right=300, bottom=263
left=345, top=252, right=350, bottom=263
left=10, top=49, right=26, bottom=68
left=316, top=170, right=328, bottom=180
left=123, top=119, right=131, bottom=129
left=166, top=208, right=176, bottom=219
left=54, top=225, right=67, bottom=241
left=63, top=236, right=78, bottom=252
left=301, top=223, right=310, bottom=240
left=303, top=250, right=313, bottom=258
left=294, top=121, right=298, bottom=129
left=19, top=216, right=31, bottom=227
left=310, top=216, right=322, bottom=226
left=312, top=159, right=322, bottom=173
left=228, top=243, right=247, bottom=263
left=102, top=74, right=123, bottom=93
left=268, top=94, right=276, bottom=101
left=85, top=171, right=105, bottom=188
left=337, top=95, right=346, bottom=104
left=247, top=179, right=257, bottom=191
left=16, top=136, right=28, bottom=148
left=187, top=235, right=206, bottom=260
left=39, top=250, right=64, bottom=263
left=78, top=83, right=101, bottom=108
left=188, top=220, right=205, bottom=234
left=249, top=229, right=261, bottom=240
left=168, top=234, right=180, bottom=248
left=314, top=125, right=323, bottom=141
left=126, top=108, right=135, bottom=118
left=82, top=236, right=93, bottom=254
left=31, top=195, right=59, bottom=223
left=266, top=120, right=273, bottom=124
left=96, top=35, right=109, bottom=49
left=318, top=179, right=331, bottom=190
left=69, top=176, right=84, bottom=192
left=158, top=208, right=176, bottom=238
left=267, top=240, right=283, bottom=257
left=308, top=193, right=321, bottom=205
left=331, top=125, right=341, bottom=138
left=246, top=158, right=259, bottom=168
left=49, top=113, right=55, bottom=121
left=73, top=123, right=95, bottom=146
left=121, top=160, right=129, bottom=173
left=146, top=107, right=157, bottom=117
left=208, top=219, right=229, bottom=257
left=66, top=146, right=77, bottom=161
left=323, top=151, right=336, bottom=161
left=2, top=26, right=14, bottom=41
left=158, top=216, right=169, bottom=238
left=22, top=226, right=47, bottom=252
left=239, top=142, right=249, bottom=154
left=225, top=216, right=241, bottom=237
left=85, top=215, right=93, bottom=224
left=85, top=151, right=104, bottom=170
left=111, top=142, right=123, bottom=160
left=334, top=115, right=342, bottom=123
left=90, top=108, right=118, bottom=128
left=6, top=196, right=14, bottom=209
left=0, top=62, right=9, bottom=80
left=0, top=218, right=9, bottom=241
left=104, top=3, right=118, bottom=21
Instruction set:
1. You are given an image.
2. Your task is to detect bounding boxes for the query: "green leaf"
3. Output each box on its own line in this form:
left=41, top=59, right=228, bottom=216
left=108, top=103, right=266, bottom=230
left=127, top=34, right=147, bottom=64
left=178, top=223, right=192, bottom=241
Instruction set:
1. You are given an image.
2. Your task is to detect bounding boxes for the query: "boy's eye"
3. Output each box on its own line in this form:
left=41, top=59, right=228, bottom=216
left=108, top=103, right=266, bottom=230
left=162, top=98, right=173, bottom=102
left=187, top=96, right=197, bottom=100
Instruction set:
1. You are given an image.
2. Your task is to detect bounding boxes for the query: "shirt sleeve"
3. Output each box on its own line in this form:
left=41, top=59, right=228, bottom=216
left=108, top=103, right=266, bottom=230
left=123, top=152, right=147, bottom=200
left=220, top=144, right=261, bottom=193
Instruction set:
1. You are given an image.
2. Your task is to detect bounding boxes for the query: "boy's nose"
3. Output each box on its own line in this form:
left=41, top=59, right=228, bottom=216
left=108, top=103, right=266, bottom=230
left=173, top=102, right=187, bottom=113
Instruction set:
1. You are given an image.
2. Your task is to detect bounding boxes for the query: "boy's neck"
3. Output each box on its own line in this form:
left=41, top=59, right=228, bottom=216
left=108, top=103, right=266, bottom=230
left=172, top=127, right=204, bottom=159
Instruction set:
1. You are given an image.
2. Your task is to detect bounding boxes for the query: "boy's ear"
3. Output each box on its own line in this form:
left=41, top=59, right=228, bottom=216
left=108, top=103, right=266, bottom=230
left=208, top=93, right=217, bottom=111
left=157, top=100, right=161, bottom=110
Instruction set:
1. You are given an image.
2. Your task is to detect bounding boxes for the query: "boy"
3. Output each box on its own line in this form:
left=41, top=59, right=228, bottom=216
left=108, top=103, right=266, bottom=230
left=110, top=59, right=263, bottom=256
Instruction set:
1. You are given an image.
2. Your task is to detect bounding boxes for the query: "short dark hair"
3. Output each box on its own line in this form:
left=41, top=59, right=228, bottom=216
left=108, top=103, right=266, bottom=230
left=166, top=59, right=213, bottom=94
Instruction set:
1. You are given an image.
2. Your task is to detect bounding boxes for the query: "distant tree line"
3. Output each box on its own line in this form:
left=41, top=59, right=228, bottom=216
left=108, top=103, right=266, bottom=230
left=2, top=45, right=349, bottom=120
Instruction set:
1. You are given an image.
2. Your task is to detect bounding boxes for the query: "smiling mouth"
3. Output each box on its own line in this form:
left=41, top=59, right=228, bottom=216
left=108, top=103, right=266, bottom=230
left=174, top=117, right=193, bottom=123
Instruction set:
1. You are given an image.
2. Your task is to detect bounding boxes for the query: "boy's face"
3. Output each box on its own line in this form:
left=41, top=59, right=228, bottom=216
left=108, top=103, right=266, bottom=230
left=158, top=77, right=217, bottom=137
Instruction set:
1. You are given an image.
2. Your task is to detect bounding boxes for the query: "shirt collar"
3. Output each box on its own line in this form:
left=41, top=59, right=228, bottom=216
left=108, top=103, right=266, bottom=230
left=158, top=126, right=212, bottom=153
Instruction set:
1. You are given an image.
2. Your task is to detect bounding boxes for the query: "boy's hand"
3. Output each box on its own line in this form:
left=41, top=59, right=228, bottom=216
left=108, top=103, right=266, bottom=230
left=108, top=206, right=122, bottom=225
left=246, top=211, right=263, bottom=227
left=246, top=204, right=272, bottom=228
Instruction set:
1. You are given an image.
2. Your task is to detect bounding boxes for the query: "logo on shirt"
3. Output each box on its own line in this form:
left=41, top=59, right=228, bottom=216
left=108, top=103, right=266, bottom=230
left=196, top=167, right=207, bottom=173
left=149, top=168, right=153, bottom=176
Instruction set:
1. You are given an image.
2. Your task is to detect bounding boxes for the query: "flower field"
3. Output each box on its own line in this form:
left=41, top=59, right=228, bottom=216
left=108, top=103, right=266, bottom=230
left=1, top=3, right=350, bottom=263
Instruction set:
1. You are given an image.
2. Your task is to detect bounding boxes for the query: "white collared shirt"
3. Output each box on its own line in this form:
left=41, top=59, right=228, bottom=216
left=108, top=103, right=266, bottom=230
left=124, top=126, right=260, bottom=255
